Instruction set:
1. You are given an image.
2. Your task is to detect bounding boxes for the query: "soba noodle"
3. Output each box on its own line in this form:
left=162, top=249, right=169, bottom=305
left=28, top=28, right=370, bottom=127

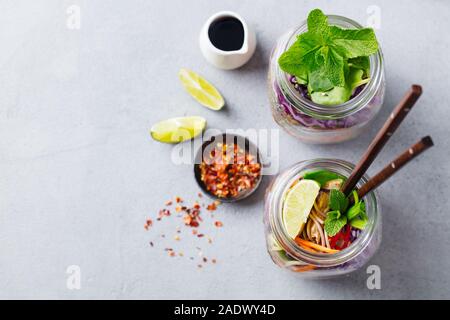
left=299, top=190, right=332, bottom=248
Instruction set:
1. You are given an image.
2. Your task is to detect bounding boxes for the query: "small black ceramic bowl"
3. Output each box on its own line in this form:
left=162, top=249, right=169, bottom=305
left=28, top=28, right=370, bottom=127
left=193, top=133, right=263, bottom=203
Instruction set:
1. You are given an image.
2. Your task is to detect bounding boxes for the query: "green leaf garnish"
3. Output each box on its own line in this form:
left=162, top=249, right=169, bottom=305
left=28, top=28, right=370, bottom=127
left=346, top=201, right=363, bottom=220
left=325, top=189, right=369, bottom=236
left=350, top=214, right=368, bottom=230
left=347, top=191, right=368, bottom=230
left=303, top=170, right=345, bottom=187
left=329, top=189, right=349, bottom=212
left=324, top=210, right=348, bottom=236
left=278, top=8, right=379, bottom=105
left=348, top=56, right=370, bottom=77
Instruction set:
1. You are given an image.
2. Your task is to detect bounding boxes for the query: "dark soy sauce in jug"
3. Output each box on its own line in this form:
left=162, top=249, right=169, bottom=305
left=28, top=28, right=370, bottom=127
left=208, top=17, right=244, bottom=51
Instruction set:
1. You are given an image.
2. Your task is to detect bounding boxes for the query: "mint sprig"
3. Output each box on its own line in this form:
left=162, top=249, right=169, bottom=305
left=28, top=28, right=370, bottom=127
left=324, top=189, right=349, bottom=236
left=324, top=210, right=347, bottom=237
left=278, top=9, right=379, bottom=105
left=324, top=189, right=368, bottom=236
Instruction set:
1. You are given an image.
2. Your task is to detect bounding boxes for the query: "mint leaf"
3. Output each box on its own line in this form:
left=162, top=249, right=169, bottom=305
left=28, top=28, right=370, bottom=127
left=309, top=46, right=345, bottom=91
left=329, top=189, right=349, bottom=212
left=307, top=9, right=329, bottom=36
left=302, top=170, right=344, bottom=187
left=278, top=41, right=309, bottom=81
left=329, top=26, right=379, bottom=58
left=324, top=210, right=347, bottom=236
left=277, top=8, right=379, bottom=102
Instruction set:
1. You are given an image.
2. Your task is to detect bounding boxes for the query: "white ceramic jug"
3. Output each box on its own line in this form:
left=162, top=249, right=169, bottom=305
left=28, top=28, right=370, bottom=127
left=199, top=11, right=256, bottom=70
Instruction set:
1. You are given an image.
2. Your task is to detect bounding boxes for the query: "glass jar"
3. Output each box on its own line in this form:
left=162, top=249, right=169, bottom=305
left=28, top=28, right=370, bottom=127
left=267, top=15, right=385, bottom=144
left=264, top=159, right=381, bottom=278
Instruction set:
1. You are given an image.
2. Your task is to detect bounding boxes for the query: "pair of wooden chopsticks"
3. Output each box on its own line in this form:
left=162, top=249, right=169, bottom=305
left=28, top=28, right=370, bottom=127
left=341, top=85, right=434, bottom=200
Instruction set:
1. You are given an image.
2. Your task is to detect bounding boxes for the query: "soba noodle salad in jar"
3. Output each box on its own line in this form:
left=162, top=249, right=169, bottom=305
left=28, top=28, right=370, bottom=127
left=267, top=9, right=385, bottom=143
left=264, top=159, right=381, bottom=277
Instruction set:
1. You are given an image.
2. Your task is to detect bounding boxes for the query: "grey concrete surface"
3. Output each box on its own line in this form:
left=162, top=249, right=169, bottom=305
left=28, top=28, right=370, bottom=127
left=0, top=0, right=449, bottom=299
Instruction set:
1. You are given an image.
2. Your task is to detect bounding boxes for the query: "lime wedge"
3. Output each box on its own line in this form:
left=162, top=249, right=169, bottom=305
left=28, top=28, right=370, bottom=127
left=178, top=68, right=225, bottom=110
left=150, top=116, right=206, bottom=144
left=283, top=179, right=320, bottom=239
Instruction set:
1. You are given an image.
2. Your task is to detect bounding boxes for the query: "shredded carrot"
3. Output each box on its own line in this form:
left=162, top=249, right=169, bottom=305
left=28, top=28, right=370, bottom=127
left=297, top=242, right=319, bottom=254
left=295, top=238, right=340, bottom=254
left=292, top=265, right=316, bottom=273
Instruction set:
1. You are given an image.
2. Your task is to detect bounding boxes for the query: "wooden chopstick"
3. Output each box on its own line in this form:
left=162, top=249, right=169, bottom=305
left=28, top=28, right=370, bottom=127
left=341, top=85, right=423, bottom=195
left=354, top=136, right=434, bottom=201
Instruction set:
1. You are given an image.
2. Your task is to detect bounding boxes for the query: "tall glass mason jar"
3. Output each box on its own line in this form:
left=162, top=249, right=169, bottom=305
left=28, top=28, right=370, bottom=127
left=264, top=159, right=381, bottom=278
left=267, top=15, right=385, bottom=144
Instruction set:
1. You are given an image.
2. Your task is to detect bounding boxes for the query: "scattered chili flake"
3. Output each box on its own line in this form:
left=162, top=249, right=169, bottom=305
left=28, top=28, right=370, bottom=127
left=211, top=259, right=217, bottom=264
left=198, top=193, right=203, bottom=198
left=145, top=194, right=225, bottom=269
left=214, top=221, right=223, bottom=227
left=157, top=209, right=170, bottom=220
left=144, top=219, right=153, bottom=230
left=199, top=142, right=261, bottom=199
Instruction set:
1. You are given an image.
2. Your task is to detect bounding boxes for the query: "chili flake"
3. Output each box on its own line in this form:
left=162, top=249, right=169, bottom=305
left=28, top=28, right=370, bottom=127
left=199, top=142, right=261, bottom=199
left=144, top=219, right=153, bottom=230
left=214, top=221, right=223, bottom=227
left=145, top=193, right=224, bottom=269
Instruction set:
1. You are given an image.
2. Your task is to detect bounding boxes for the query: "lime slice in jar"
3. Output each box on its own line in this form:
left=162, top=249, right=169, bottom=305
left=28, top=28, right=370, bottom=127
left=283, top=179, right=320, bottom=240
left=178, top=68, right=225, bottom=110
left=150, top=116, right=206, bottom=143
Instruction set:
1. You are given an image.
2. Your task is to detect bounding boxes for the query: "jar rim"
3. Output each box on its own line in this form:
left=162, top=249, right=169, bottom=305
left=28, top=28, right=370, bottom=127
left=275, top=15, right=384, bottom=119
left=269, top=158, right=380, bottom=267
